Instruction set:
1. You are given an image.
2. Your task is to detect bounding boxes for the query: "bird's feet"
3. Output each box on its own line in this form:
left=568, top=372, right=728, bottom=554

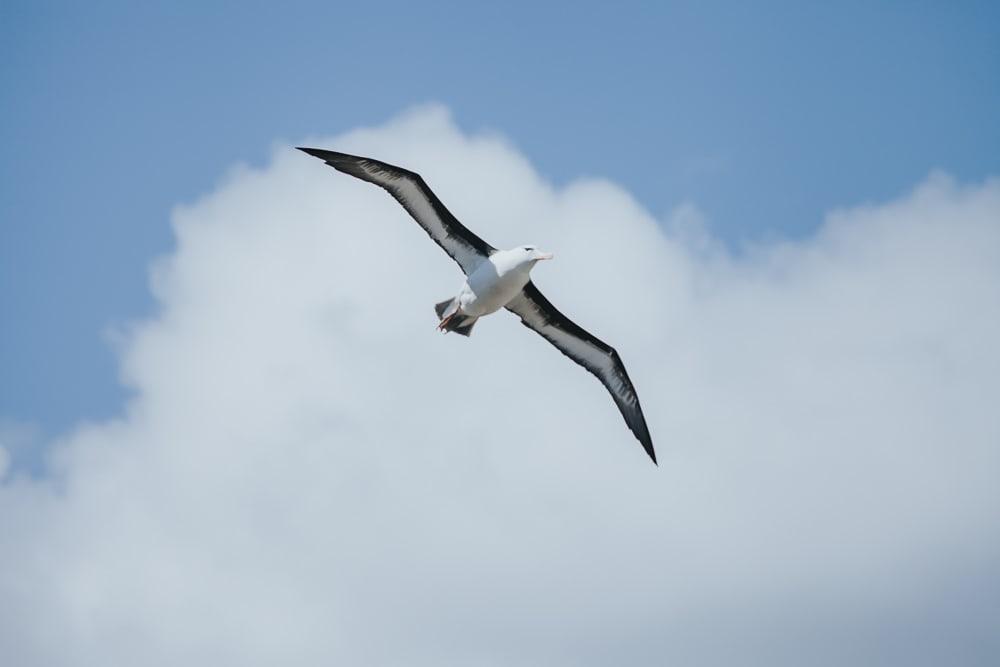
left=437, top=312, right=457, bottom=333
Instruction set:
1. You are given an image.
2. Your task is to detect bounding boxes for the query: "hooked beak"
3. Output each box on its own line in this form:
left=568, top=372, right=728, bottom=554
left=535, top=251, right=554, bottom=261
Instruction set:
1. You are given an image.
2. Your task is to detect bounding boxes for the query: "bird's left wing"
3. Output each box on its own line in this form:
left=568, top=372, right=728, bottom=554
left=506, top=281, right=656, bottom=464
left=298, top=147, right=495, bottom=275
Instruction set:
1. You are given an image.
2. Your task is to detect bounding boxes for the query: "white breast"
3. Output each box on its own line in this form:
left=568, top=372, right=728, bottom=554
left=458, top=253, right=531, bottom=317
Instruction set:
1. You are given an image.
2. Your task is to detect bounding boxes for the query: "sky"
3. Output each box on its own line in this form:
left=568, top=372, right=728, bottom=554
left=1, top=2, right=999, bottom=665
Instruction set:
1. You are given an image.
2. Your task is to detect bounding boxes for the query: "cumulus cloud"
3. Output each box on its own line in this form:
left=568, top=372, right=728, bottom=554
left=1, top=105, right=998, bottom=666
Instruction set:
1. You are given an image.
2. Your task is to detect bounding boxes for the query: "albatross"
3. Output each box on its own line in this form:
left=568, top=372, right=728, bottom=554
left=298, top=147, right=656, bottom=464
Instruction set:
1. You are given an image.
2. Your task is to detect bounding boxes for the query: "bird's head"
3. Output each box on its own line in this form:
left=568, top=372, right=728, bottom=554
left=519, top=245, right=554, bottom=265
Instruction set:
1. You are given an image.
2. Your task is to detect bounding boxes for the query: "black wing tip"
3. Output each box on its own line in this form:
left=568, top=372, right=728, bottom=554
left=297, top=146, right=344, bottom=162
left=629, top=404, right=657, bottom=466
left=633, top=424, right=657, bottom=465
left=297, top=147, right=405, bottom=179
left=296, top=146, right=324, bottom=157
left=297, top=147, right=374, bottom=178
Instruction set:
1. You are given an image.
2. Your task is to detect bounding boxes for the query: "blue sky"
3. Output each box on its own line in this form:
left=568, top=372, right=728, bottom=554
left=2, top=1, right=998, bottom=435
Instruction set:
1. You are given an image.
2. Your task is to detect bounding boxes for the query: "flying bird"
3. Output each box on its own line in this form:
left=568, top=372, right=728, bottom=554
left=298, top=147, right=656, bottom=464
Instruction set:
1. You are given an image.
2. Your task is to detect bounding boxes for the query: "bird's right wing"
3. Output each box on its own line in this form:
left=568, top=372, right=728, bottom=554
left=506, top=281, right=656, bottom=464
left=298, top=148, right=495, bottom=275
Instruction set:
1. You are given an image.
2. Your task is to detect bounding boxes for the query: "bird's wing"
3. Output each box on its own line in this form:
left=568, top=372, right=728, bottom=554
left=506, top=281, right=656, bottom=464
left=298, top=147, right=495, bottom=275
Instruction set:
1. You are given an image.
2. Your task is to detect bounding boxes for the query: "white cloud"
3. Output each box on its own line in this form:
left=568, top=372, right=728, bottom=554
left=1, top=105, right=998, bottom=665
left=0, top=418, right=40, bottom=479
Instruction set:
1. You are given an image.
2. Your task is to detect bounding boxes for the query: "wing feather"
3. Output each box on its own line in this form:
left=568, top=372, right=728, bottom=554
left=298, top=148, right=495, bottom=275
left=506, top=282, right=656, bottom=464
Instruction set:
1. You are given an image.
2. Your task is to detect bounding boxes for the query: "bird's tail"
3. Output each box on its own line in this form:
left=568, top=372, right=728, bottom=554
left=434, top=298, right=455, bottom=319
left=435, top=298, right=477, bottom=337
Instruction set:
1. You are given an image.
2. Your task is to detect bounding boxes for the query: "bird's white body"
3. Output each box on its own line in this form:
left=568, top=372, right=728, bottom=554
left=458, top=249, right=543, bottom=317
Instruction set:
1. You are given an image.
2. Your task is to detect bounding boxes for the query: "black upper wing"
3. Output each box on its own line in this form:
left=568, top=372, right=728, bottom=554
left=298, top=148, right=495, bottom=275
left=506, top=281, right=656, bottom=464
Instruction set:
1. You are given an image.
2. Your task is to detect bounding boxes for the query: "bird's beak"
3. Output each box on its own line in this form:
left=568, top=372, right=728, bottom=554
left=536, top=252, right=554, bottom=261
